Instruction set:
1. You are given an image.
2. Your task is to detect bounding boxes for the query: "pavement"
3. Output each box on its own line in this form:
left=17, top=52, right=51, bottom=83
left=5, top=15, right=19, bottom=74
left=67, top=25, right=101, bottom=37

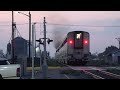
left=21, top=66, right=69, bottom=79
left=21, top=66, right=120, bottom=79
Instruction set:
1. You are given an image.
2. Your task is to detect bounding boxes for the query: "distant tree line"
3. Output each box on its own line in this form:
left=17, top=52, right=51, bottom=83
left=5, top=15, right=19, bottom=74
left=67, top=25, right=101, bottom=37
left=98, top=45, right=119, bottom=60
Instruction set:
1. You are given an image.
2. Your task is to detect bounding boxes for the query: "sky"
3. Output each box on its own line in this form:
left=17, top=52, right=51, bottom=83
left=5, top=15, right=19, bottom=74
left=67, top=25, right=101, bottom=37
left=0, top=11, right=120, bottom=57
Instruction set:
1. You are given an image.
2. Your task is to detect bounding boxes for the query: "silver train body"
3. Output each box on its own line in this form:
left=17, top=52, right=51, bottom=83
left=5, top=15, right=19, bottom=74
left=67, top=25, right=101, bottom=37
left=55, top=31, right=90, bottom=65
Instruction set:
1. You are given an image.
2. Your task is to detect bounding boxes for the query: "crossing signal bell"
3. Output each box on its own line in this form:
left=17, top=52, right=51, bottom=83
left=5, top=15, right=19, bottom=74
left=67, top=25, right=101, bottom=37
left=36, top=39, right=43, bottom=44
left=47, top=39, right=53, bottom=44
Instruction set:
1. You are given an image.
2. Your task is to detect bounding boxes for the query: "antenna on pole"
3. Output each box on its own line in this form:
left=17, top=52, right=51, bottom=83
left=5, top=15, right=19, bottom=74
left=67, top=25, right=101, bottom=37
left=115, top=37, right=120, bottom=49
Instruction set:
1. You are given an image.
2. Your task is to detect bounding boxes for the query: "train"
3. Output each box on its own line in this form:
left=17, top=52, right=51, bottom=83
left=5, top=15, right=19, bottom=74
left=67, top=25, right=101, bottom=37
left=55, top=31, right=90, bottom=65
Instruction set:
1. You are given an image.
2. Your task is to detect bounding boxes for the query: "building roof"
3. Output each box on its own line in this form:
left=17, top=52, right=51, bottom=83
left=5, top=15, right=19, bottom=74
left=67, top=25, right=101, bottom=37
left=14, top=37, right=27, bottom=41
left=112, top=50, right=120, bottom=54
left=107, top=50, right=120, bottom=56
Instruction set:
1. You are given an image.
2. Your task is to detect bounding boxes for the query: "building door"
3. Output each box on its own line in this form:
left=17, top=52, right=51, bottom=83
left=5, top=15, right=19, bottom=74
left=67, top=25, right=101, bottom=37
left=118, top=56, right=120, bottom=64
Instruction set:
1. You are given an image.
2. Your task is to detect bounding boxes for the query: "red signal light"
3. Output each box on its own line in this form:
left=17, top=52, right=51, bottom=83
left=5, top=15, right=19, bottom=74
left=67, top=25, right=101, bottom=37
left=70, top=40, right=73, bottom=44
left=68, top=40, right=73, bottom=44
left=84, top=40, right=88, bottom=44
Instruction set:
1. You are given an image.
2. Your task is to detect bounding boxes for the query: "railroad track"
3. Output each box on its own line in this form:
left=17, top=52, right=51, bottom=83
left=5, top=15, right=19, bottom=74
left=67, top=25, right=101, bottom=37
left=68, top=65, right=120, bottom=79
left=82, top=70, right=104, bottom=79
left=98, top=70, right=120, bottom=79
left=82, top=70, right=120, bottom=79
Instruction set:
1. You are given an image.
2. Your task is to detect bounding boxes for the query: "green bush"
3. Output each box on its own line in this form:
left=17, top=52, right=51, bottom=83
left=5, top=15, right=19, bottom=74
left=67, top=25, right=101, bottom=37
left=86, top=60, right=108, bottom=66
left=47, top=59, right=61, bottom=66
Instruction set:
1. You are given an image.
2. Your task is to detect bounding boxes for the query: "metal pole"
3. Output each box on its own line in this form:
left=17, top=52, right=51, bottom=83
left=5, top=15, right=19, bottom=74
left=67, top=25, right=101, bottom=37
left=42, top=17, right=48, bottom=79
left=29, top=11, right=31, bottom=64
left=116, top=38, right=120, bottom=49
left=119, top=40, right=120, bottom=49
left=35, top=29, right=36, bottom=58
left=12, top=11, right=15, bottom=64
left=44, top=17, right=47, bottom=65
left=32, top=23, right=35, bottom=79
left=39, top=43, right=42, bottom=71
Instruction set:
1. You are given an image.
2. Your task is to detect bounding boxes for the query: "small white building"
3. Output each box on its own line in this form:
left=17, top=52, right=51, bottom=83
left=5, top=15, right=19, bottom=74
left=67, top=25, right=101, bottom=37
left=112, top=50, right=120, bottom=64
left=106, top=50, right=120, bottom=64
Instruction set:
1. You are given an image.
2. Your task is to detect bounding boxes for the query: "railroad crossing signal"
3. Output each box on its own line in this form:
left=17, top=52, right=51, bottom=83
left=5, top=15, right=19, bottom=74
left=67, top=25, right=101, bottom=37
left=47, top=39, right=53, bottom=44
left=36, top=39, right=44, bottom=45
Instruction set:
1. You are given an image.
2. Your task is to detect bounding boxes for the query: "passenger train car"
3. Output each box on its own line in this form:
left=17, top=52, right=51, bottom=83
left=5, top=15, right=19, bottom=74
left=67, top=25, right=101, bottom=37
left=55, top=31, right=90, bottom=65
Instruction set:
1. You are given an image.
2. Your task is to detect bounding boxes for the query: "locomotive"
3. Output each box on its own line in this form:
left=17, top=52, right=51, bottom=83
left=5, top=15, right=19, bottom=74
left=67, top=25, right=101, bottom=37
left=55, top=31, right=90, bottom=65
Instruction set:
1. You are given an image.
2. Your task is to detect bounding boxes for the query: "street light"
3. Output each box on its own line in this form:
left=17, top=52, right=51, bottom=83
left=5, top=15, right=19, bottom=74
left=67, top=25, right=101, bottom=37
left=17, top=11, right=31, bottom=63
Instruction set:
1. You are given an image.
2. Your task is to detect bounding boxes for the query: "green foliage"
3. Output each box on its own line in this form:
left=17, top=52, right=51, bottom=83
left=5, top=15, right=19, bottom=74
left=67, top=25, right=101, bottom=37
left=86, top=60, right=108, bottom=66
left=98, top=45, right=119, bottom=60
left=104, top=45, right=119, bottom=55
left=47, top=59, right=61, bottom=66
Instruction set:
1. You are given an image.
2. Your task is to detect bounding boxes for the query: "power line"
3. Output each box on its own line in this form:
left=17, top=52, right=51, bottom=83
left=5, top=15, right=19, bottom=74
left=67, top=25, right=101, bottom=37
left=0, top=23, right=29, bottom=26
left=0, top=22, right=12, bottom=23
left=15, top=26, right=22, bottom=37
left=1, top=22, right=120, bottom=27
left=0, top=22, right=42, bottom=26
left=47, top=23, right=120, bottom=27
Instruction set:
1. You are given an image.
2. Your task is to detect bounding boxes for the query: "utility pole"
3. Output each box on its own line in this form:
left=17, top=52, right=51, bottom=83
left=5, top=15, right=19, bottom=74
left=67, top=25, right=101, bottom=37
left=42, top=17, right=48, bottom=79
left=39, top=24, right=42, bottom=71
left=17, top=11, right=31, bottom=64
left=12, top=11, right=15, bottom=64
left=29, top=11, right=31, bottom=63
left=116, top=37, right=120, bottom=49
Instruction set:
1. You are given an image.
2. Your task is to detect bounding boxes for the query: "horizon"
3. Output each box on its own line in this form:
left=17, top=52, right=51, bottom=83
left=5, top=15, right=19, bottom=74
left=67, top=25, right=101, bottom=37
left=0, top=11, right=120, bottom=57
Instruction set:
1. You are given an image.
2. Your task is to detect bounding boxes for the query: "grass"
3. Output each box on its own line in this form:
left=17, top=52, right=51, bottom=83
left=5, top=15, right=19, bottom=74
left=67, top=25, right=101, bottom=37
left=47, top=60, right=61, bottom=66
left=86, top=59, right=120, bottom=67
left=26, top=59, right=63, bottom=72
left=27, top=66, right=61, bottom=71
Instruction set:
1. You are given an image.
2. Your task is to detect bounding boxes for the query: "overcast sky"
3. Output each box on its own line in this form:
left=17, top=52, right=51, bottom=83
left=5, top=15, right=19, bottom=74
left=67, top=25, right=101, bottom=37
left=0, top=11, right=120, bottom=57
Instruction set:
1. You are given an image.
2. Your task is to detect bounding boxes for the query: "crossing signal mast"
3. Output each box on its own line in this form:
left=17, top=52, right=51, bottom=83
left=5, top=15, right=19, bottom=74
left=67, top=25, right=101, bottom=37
left=115, top=37, right=120, bottom=49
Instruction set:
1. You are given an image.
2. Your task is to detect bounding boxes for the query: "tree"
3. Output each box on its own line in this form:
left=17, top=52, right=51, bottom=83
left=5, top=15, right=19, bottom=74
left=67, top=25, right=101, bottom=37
left=104, top=45, right=119, bottom=55
left=98, top=45, right=119, bottom=60
left=0, top=50, right=5, bottom=58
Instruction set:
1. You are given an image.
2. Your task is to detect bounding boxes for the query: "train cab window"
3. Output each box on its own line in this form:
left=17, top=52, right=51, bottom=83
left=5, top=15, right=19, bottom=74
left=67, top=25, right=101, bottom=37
left=0, top=60, right=8, bottom=65
left=75, top=33, right=83, bottom=49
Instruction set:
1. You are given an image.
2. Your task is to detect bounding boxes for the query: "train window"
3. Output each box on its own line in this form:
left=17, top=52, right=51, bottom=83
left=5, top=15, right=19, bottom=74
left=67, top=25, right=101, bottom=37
left=0, top=60, right=8, bottom=65
left=75, top=33, right=83, bottom=48
left=76, top=33, right=82, bottom=39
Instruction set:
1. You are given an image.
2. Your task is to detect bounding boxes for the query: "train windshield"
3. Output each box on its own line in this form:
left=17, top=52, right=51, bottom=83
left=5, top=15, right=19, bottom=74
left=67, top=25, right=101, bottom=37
left=74, top=32, right=83, bottom=49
